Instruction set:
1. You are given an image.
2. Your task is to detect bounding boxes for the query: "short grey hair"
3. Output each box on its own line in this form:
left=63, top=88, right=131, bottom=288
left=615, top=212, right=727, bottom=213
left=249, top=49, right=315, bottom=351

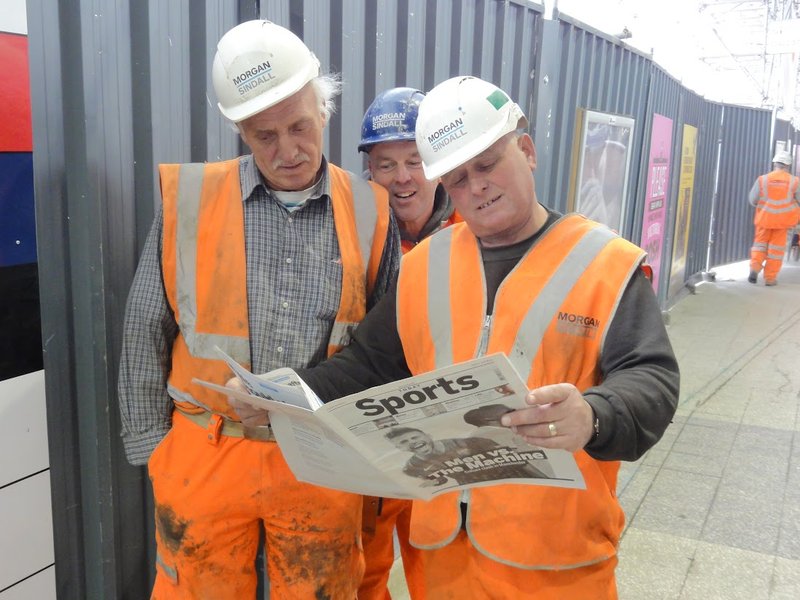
left=311, top=73, right=343, bottom=120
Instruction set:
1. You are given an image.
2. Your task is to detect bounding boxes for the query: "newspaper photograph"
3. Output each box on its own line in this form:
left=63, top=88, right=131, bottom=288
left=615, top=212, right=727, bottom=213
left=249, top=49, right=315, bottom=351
left=195, top=352, right=585, bottom=499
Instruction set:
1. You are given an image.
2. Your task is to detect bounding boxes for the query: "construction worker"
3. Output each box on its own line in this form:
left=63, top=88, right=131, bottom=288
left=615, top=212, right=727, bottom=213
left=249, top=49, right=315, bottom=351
left=231, top=76, right=679, bottom=598
left=117, top=20, right=400, bottom=599
left=360, top=87, right=459, bottom=252
left=748, top=149, right=800, bottom=286
left=357, top=86, right=458, bottom=600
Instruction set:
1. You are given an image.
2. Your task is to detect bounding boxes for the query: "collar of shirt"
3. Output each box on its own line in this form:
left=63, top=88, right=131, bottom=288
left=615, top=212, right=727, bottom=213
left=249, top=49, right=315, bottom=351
left=239, top=154, right=331, bottom=205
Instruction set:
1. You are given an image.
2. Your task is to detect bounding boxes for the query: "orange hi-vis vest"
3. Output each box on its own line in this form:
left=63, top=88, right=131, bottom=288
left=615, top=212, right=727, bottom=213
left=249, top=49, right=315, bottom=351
left=753, top=170, right=800, bottom=229
left=160, top=159, right=391, bottom=419
left=396, top=214, right=645, bottom=570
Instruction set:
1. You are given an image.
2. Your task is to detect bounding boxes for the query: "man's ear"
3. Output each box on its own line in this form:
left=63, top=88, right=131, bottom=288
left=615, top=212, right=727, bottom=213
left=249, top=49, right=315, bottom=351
left=518, top=134, right=537, bottom=171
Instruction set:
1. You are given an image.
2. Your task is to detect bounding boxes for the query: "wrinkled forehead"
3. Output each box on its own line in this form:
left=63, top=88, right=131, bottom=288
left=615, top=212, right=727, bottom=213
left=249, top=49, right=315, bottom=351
left=368, top=139, right=420, bottom=160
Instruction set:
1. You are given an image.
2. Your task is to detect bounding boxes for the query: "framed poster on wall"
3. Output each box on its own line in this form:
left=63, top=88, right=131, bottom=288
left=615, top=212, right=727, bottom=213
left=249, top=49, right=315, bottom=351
left=572, top=109, right=635, bottom=232
left=639, top=113, right=674, bottom=293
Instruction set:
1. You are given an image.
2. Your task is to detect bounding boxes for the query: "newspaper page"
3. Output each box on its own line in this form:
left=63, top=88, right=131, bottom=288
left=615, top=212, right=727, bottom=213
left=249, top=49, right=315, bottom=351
left=195, top=352, right=585, bottom=499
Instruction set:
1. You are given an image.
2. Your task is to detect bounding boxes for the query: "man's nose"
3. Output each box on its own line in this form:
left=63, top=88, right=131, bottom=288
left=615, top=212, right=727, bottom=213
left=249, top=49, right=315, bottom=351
left=469, top=175, right=489, bottom=195
left=394, top=164, right=412, bottom=183
left=276, top=134, right=297, bottom=162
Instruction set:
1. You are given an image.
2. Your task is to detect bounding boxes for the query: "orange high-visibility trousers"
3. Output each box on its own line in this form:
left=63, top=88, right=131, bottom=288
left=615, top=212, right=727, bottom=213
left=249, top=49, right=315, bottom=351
left=417, top=530, right=618, bottom=600
left=751, top=226, right=789, bottom=284
left=358, top=498, right=425, bottom=600
left=148, top=411, right=364, bottom=600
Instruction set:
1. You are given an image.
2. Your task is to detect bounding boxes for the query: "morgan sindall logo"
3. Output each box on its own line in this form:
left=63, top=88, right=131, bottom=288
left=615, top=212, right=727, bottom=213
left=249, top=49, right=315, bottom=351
left=233, top=61, right=276, bottom=95
left=556, top=312, right=600, bottom=338
left=427, top=117, right=466, bottom=152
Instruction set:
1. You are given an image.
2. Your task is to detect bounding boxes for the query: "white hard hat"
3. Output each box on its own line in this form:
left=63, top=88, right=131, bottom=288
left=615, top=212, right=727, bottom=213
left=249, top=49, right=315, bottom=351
left=415, top=76, right=528, bottom=180
left=772, top=150, right=793, bottom=166
left=212, top=20, right=321, bottom=123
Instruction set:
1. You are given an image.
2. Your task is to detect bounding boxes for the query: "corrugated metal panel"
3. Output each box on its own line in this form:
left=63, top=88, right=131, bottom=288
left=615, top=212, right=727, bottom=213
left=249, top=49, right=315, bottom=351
left=261, top=0, right=542, bottom=172
left=773, top=118, right=791, bottom=150
left=28, top=0, right=156, bottom=597
left=538, top=12, right=651, bottom=239
left=709, top=104, right=772, bottom=267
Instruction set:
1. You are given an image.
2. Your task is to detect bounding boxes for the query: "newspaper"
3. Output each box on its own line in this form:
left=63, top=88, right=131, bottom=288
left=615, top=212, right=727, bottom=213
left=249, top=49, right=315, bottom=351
left=195, top=351, right=585, bottom=499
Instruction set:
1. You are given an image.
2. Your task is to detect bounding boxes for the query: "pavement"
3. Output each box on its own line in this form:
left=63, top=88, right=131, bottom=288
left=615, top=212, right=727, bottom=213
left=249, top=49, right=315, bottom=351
left=388, top=259, right=800, bottom=599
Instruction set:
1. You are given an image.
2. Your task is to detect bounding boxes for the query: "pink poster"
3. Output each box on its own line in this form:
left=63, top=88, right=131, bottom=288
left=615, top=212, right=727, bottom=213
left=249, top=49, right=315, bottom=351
left=639, top=114, right=673, bottom=291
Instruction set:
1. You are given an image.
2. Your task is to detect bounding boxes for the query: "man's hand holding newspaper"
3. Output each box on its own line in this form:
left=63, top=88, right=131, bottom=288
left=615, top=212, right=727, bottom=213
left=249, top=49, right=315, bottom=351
left=226, top=377, right=270, bottom=427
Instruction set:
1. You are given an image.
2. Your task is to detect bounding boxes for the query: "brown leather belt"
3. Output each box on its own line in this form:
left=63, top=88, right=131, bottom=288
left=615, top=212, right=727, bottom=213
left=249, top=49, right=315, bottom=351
left=176, top=407, right=276, bottom=442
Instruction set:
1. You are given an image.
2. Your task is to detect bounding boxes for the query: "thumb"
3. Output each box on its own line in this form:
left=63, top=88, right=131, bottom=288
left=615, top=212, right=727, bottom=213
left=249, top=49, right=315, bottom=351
left=526, top=383, right=574, bottom=407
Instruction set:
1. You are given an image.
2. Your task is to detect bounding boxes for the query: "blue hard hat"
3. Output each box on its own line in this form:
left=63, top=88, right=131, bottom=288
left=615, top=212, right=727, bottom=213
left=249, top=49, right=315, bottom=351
left=358, top=87, right=426, bottom=153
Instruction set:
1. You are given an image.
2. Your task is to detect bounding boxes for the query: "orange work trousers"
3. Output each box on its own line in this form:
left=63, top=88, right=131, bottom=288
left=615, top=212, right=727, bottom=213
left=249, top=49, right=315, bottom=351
left=148, top=410, right=364, bottom=600
left=750, top=226, right=789, bottom=283
left=417, top=530, right=618, bottom=599
left=359, top=498, right=425, bottom=600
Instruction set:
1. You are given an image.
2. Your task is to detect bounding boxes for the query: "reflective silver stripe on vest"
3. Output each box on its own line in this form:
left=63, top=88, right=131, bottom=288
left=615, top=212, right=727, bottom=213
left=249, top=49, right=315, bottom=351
left=425, top=224, right=616, bottom=379
left=174, top=163, right=250, bottom=363
left=156, top=552, right=178, bottom=583
left=427, top=227, right=455, bottom=366
left=509, top=226, right=617, bottom=381
left=326, top=172, right=380, bottom=349
left=347, top=172, right=378, bottom=274
left=759, top=175, right=800, bottom=214
left=167, top=383, right=214, bottom=412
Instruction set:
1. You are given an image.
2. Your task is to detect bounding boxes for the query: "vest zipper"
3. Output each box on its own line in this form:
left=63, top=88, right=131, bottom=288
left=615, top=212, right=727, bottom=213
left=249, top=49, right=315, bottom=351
left=461, top=315, right=491, bottom=524
left=477, top=314, right=492, bottom=358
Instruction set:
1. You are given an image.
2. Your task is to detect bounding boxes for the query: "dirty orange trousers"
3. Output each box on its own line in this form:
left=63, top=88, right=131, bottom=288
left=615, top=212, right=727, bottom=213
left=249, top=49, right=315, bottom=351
left=417, top=530, right=617, bottom=599
left=358, top=498, right=425, bottom=599
left=750, top=226, right=789, bottom=283
left=148, top=410, right=364, bottom=599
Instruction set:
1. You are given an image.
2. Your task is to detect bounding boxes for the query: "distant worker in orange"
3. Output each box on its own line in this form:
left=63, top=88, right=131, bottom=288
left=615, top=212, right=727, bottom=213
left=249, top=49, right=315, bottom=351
left=748, top=149, right=800, bottom=286
left=356, top=86, right=458, bottom=599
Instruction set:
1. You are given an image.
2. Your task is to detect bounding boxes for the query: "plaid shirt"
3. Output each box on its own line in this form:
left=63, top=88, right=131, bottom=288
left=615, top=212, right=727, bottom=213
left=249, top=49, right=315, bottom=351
left=118, top=155, right=400, bottom=465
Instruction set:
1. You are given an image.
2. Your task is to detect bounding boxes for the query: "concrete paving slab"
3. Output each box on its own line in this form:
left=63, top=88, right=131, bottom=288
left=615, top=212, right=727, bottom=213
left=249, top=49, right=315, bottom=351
left=678, top=542, right=774, bottom=600
left=776, top=497, right=800, bottom=560
left=617, top=529, right=695, bottom=600
left=628, top=469, right=719, bottom=539
left=770, top=557, right=800, bottom=599
left=702, top=484, right=781, bottom=554
left=619, top=464, right=660, bottom=522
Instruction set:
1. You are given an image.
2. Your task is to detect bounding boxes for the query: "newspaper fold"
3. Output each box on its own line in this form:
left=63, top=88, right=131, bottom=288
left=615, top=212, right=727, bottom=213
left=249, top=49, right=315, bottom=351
left=195, top=350, right=585, bottom=499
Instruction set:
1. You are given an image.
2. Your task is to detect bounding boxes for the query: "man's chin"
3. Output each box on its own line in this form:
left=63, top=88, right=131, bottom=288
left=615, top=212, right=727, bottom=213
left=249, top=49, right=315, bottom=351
left=271, top=170, right=315, bottom=191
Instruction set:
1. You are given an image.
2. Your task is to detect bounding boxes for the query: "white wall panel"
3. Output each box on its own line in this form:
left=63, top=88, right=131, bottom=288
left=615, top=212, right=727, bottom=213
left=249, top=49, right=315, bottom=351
left=0, top=471, right=54, bottom=591
left=0, top=370, right=48, bottom=488
left=0, top=566, right=55, bottom=600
